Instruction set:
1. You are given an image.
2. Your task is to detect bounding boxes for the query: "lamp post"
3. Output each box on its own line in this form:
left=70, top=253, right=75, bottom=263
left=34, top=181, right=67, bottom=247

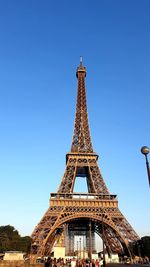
left=141, top=146, right=150, bottom=187
left=79, top=237, right=82, bottom=259
left=102, top=214, right=106, bottom=267
left=137, top=240, right=141, bottom=258
left=89, top=221, right=92, bottom=261
left=77, top=240, right=79, bottom=259
left=83, top=235, right=85, bottom=259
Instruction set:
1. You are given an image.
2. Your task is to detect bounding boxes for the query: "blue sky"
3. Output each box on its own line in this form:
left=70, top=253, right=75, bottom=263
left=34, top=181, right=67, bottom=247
left=0, top=0, right=150, bottom=239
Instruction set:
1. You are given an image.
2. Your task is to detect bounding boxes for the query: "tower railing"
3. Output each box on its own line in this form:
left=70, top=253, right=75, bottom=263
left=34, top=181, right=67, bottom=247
left=50, top=192, right=117, bottom=200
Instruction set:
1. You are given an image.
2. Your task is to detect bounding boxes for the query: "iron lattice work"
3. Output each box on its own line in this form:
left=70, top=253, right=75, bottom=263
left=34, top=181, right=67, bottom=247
left=71, top=63, right=93, bottom=153
left=31, top=60, right=139, bottom=258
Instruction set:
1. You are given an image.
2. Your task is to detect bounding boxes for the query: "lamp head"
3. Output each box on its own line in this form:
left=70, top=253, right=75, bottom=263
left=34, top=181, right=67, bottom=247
left=141, top=146, right=150, bottom=155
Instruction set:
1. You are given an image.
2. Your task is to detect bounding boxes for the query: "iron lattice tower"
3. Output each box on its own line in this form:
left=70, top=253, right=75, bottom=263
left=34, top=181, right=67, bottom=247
left=31, top=60, right=139, bottom=258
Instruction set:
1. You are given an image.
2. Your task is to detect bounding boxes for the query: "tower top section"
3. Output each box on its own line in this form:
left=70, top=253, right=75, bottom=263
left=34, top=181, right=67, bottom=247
left=71, top=60, right=93, bottom=153
left=76, top=57, right=86, bottom=78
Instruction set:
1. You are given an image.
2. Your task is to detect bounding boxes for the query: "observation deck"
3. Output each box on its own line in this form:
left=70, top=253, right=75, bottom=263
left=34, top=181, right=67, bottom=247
left=50, top=193, right=118, bottom=208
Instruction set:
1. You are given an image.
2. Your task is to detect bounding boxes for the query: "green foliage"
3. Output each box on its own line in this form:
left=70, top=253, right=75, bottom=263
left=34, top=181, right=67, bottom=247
left=0, top=225, right=31, bottom=253
left=141, top=236, right=150, bottom=258
left=130, top=236, right=150, bottom=258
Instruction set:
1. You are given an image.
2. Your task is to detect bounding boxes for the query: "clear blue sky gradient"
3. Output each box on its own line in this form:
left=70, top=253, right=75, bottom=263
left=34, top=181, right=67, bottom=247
left=0, top=1, right=150, bottom=238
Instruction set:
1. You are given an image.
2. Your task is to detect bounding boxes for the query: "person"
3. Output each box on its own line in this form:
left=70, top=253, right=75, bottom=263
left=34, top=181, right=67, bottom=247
left=78, top=259, right=82, bottom=267
left=71, top=257, right=76, bottom=267
left=45, top=257, right=50, bottom=267
left=85, top=259, right=89, bottom=267
left=53, top=258, right=57, bottom=267
left=92, top=259, right=95, bottom=267
left=95, top=259, right=100, bottom=267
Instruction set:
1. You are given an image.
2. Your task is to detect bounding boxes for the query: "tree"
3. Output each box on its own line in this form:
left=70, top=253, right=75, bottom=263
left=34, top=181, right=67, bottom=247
left=0, top=225, right=31, bottom=253
left=130, top=236, right=150, bottom=259
left=141, top=236, right=150, bottom=258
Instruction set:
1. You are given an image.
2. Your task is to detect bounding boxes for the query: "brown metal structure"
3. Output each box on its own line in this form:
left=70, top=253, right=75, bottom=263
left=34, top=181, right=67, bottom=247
left=31, top=59, right=139, bottom=257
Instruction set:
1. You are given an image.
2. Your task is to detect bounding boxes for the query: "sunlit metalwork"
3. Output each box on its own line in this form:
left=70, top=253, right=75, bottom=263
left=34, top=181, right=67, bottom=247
left=31, top=61, right=139, bottom=258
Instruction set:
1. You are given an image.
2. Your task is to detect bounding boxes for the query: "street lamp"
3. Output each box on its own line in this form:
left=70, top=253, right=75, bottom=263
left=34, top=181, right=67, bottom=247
left=141, top=146, right=150, bottom=187
left=89, top=221, right=92, bottom=261
left=77, top=240, right=79, bottom=259
left=102, top=214, right=106, bottom=267
left=79, top=237, right=82, bottom=259
left=83, top=235, right=85, bottom=259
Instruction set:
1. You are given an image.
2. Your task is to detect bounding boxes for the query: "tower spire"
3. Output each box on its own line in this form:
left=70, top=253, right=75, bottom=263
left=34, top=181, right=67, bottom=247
left=80, top=56, right=83, bottom=66
left=71, top=60, right=93, bottom=153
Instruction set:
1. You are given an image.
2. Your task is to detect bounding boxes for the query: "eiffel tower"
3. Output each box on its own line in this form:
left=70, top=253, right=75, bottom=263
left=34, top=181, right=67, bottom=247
left=31, top=59, right=139, bottom=258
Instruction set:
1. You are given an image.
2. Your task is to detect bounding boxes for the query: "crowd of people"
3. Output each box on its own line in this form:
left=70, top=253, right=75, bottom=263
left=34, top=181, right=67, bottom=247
left=39, top=256, right=150, bottom=267
left=43, top=257, right=102, bottom=267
